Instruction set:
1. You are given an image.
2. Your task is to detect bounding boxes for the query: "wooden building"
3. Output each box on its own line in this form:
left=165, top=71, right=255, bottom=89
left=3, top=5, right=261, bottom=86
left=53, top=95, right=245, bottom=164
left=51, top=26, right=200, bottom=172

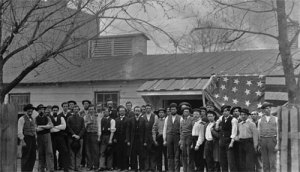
left=5, top=33, right=299, bottom=113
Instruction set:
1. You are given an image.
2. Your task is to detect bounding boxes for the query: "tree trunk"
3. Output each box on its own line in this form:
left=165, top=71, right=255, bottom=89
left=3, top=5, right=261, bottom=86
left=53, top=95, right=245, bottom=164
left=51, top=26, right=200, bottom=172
left=276, top=0, right=299, bottom=105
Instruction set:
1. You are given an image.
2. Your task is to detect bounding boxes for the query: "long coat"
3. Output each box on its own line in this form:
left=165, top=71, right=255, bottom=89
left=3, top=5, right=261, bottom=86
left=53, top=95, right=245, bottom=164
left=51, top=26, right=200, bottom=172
left=126, top=116, right=146, bottom=153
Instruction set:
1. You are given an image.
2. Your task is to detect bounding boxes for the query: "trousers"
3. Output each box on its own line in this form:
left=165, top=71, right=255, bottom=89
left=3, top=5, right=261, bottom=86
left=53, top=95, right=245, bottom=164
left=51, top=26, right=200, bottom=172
left=86, top=132, right=100, bottom=169
left=37, top=133, right=54, bottom=172
left=166, top=134, right=180, bottom=172
left=260, top=137, right=277, bottom=172
left=21, top=135, right=37, bottom=172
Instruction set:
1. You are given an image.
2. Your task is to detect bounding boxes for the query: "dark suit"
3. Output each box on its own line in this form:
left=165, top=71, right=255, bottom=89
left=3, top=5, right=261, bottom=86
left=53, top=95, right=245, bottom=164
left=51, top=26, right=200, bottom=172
left=143, top=113, right=156, bottom=171
left=126, top=115, right=147, bottom=171
left=115, top=116, right=129, bottom=170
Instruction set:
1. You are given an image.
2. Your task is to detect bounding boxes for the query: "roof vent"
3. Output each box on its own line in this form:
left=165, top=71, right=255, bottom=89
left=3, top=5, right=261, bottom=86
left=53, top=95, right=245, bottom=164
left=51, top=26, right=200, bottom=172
left=89, top=33, right=149, bottom=58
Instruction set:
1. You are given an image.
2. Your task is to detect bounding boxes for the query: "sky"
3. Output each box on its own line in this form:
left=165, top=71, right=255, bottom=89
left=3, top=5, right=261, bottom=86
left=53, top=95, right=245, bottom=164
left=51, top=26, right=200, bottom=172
left=99, top=0, right=300, bottom=54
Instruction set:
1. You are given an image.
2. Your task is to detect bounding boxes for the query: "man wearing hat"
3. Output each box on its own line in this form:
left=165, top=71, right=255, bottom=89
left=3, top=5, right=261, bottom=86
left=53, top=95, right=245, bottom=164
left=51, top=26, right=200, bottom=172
left=152, top=108, right=168, bottom=172
left=193, top=107, right=207, bottom=172
left=18, top=104, right=37, bottom=172
left=114, top=105, right=129, bottom=171
left=216, top=105, right=238, bottom=172
left=143, top=104, right=158, bottom=171
left=68, top=100, right=77, bottom=114
left=230, top=106, right=242, bottom=171
left=238, top=108, right=259, bottom=172
left=163, top=103, right=182, bottom=172
left=258, top=102, right=278, bottom=172
left=180, top=107, right=194, bottom=172
left=99, top=107, right=116, bottom=171
left=35, top=104, right=55, bottom=172
left=179, top=102, right=191, bottom=115
left=50, top=105, right=69, bottom=172
left=107, top=99, right=118, bottom=119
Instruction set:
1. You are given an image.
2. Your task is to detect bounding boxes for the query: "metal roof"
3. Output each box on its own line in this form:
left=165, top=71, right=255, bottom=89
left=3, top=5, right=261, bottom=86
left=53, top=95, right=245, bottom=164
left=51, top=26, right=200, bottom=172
left=4, top=49, right=300, bottom=84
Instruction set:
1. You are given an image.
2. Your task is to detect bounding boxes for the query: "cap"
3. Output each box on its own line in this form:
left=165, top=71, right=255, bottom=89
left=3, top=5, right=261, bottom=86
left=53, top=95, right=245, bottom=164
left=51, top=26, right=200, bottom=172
left=199, top=106, right=207, bottom=112
left=179, top=102, right=191, bottom=108
left=192, top=108, right=201, bottom=113
left=182, top=106, right=192, bottom=113
left=260, top=102, right=273, bottom=109
left=207, top=110, right=217, bottom=117
left=52, top=105, right=59, bottom=110
left=206, top=101, right=215, bottom=107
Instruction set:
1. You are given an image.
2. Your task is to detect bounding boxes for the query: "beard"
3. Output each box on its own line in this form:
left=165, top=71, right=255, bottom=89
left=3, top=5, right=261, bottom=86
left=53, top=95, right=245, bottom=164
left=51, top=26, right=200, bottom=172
left=171, top=112, right=176, bottom=116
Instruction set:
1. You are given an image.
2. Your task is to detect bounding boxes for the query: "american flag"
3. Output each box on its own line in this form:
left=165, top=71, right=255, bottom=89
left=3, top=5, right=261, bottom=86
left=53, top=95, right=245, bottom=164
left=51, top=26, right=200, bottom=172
left=203, top=75, right=266, bottom=112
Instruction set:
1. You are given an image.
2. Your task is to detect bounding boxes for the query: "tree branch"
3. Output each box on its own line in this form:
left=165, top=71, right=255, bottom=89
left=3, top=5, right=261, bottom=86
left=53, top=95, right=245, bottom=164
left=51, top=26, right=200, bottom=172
left=192, top=26, right=278, bottom=40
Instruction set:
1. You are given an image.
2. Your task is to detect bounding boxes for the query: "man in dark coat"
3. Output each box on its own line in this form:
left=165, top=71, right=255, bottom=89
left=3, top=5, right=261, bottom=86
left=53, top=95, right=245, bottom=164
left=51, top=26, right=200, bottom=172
left=125, top=101, right=135, bottom=118
left=115, top=105, right=129, bottom=170
left=143, top=104, right=158, bottom=171
left=126, top=106, right=147, bottom=171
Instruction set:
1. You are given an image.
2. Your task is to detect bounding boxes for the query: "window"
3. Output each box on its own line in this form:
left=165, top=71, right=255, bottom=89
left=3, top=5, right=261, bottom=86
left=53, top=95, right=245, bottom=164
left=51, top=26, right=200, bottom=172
left=95, top=91, right=119, bottom=109
left=9, top=93, right=30, bottom=113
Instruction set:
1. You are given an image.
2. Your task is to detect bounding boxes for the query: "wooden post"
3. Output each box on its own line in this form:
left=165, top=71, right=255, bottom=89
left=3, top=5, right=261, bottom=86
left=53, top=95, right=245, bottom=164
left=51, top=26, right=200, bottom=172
left=279, top=105, right=300, bottom=172
left=0, top=104, right=18, bottom=172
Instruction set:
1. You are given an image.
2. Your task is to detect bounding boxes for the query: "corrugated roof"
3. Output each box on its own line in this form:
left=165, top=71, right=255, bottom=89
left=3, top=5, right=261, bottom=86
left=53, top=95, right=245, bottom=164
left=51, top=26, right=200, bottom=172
left=4, top=49, right=300, bottom=84
left=137, top=78, right=209, bottom=92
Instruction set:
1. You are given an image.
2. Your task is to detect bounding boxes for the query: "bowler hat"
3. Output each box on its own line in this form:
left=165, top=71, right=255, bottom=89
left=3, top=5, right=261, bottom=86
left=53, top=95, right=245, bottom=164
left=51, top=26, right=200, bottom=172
left=157, top=108, right=166, bottom=113
left=82, top=100, right=91, bottom=105
left=23, top=104, right=35, bottom=111
left=221, top=105, right=231, bottom=113
left=206, top=101, right=215, bottom=107
left=240, top=108, right=251, bottom=115
left=70, top=139, right=81, bottom=154
left=52, top=105, right=59, bottom=110
left=179, top=102, right=191, bottom=108
left=230, top=106, right=241, bottom=114
left=260, top=102, right=273, bottom=109
left=199, top=106, right=207, bottom=112
left=68, top=100, right=77, bottom=105
left=36, top=104, right=46, bottom=110
left=169, top=103, right=177, bottom=108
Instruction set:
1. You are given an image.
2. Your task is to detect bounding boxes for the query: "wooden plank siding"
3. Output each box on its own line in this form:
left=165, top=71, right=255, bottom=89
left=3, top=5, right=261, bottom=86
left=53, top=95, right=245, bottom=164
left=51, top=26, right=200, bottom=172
left=7, top=80, right=146, bottom=107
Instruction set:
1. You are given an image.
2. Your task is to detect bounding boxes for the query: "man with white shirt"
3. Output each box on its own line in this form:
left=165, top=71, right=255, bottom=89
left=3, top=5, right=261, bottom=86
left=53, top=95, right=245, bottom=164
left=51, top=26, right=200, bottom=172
left=258, top=102, right=278, bottom=172
left=193, top=107, right=207, bottom=172
left=50, top=105, right=69, bottom=172
left=163, top=103, right=182, bottom=172
left=203, top=110, right=217, bottom=172
left=18, top=104, right=37, bottom=172
left=216, top=105, right=238, bottom=172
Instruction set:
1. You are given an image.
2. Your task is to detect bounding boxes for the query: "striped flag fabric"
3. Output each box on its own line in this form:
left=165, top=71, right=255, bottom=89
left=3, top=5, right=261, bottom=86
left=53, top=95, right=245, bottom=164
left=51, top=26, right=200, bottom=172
left=203, top=75, right=287, bottom=111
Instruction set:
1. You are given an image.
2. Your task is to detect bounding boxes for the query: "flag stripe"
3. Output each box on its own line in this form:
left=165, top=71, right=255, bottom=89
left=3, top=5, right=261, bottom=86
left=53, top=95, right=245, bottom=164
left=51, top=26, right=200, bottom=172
left=265, top=76, right=288, bottom=102
left=265, top=92, right=288, bottom=101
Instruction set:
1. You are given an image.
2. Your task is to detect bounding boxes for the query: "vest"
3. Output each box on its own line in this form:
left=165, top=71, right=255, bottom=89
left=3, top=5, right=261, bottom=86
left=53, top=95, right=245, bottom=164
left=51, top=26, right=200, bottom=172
left=86, top=114, right=99, bottom=133
left=145, top=114, right=155, bottom=134
left=166, top=114, right=181, bottom=136
left=101, top=117, right=111, bottom=135
left=23, top=115, right=36, bottom=136
left=220, top=116, right=232, bottom=138
left=36, top=114, right=50, bottom=135
left=259, top=116, right=277, bottom=137
left=50, top=115, right=63, bottom=135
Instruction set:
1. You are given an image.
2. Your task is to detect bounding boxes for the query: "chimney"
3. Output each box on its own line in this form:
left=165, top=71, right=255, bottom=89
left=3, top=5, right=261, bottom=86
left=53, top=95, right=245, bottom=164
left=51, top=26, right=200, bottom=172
left=89, top=33, right=149, bottom=58
left=287, top=21, right=300, bottom=49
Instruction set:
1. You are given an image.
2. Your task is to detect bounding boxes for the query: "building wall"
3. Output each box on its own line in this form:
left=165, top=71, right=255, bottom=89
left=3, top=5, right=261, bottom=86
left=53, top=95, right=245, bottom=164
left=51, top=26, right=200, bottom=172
left=7, top=80, right=146, bottom=108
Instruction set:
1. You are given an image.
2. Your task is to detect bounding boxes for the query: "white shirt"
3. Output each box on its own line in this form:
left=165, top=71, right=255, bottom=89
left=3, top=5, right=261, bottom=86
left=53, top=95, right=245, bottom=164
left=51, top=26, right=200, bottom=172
left=205, top=122, right=215, bottom=141
left=146, top=113, right=151, bottom=121
left=192, top=118, right=202, bottom=136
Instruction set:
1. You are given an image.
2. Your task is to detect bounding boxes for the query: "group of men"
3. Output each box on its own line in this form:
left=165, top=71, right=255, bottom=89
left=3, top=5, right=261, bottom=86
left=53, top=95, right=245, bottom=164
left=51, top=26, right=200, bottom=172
left=18, top=99, right=278, bottom=172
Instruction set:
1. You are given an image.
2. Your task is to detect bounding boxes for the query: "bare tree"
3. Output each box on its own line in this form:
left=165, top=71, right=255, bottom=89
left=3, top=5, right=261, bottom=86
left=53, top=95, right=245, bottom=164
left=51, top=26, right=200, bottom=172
left=178, top=19, right=247, bottom=52
left=0, top=0, right=175, bottom=103
left=193, top=0, right=300, bottom=104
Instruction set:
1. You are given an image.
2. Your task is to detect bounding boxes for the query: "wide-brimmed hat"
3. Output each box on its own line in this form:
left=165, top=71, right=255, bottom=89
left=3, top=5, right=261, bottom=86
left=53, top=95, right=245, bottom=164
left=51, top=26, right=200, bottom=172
left=230, top=106, right=241, bottom=114
left=157, top=108, right=166, bottom=113
left=23, top=104, right=35, bottom=111
left=68, top=100, right=77, bottom=105
left=82, top=100, right=91, bottom=105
